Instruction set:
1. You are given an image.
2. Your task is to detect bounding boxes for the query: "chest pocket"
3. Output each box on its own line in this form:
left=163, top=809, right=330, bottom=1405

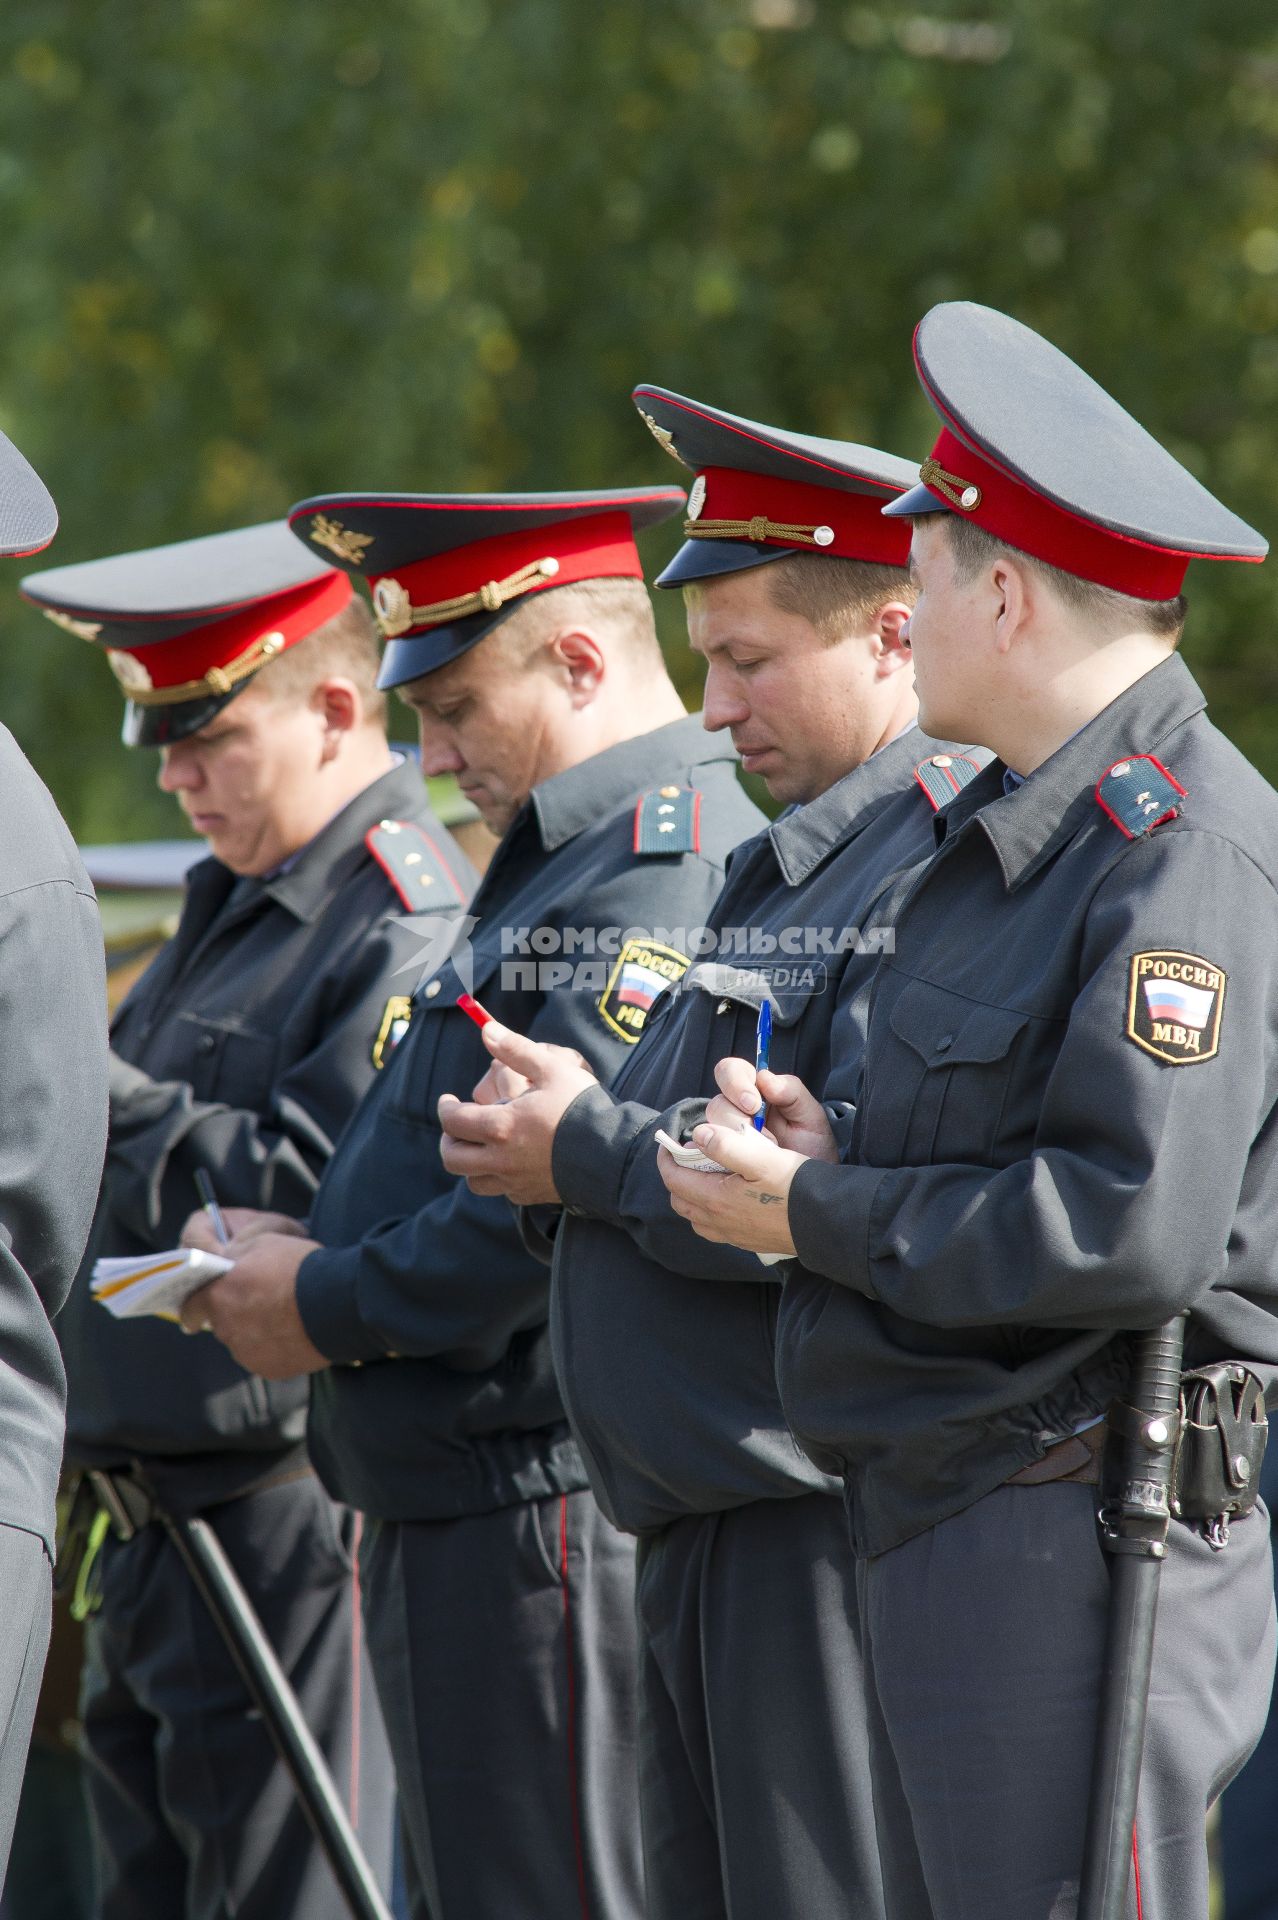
left=385, top=946, right=502, bottom=1126
left=173, top=1012, right=281, bottom=1113
left=864, top=977, right=1032, bottom=1169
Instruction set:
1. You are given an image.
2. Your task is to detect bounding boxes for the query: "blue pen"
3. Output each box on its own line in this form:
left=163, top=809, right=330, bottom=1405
left=753, top=999, right=772, bottom=1130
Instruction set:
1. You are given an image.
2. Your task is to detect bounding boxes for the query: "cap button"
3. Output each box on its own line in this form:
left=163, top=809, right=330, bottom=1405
left=813, top=525, right=835, bottom=547
left=959, top=486, right=982, bottom=510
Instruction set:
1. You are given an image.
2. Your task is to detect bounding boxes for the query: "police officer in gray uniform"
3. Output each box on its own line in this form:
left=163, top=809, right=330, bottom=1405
left=665, top=303, right=1278, bottom=1920
left=24, top=522, right=475, bottom=1920
left=180, top=486, right=764, bottom=1920
left=440, top=390, right=987, bottom=1920
left=0, top=430, right=109, bottom=1884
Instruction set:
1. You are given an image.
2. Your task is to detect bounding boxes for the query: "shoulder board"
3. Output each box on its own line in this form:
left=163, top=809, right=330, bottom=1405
left=365, top=819, right=469, bottom=910
left=913, top=749, right=992, bottom=812
left=633, top=785, right=701, bottom=857
left=1095, top=756, right=1186, bottom=840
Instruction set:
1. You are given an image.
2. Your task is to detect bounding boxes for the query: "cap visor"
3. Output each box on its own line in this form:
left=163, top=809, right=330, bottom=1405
left=654, top=539, right=792, bottom=590
left=122, top=688, right=240, bottom=748
left=881, top=482, right=956, bottom=520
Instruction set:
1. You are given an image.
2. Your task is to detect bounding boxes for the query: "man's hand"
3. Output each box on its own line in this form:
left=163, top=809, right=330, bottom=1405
left=181, top=1206, right=308, bottom=1255
left=658, top=1122, right=804, bottom=1257
left=179, top=1233, right=327, bottom=1379
left=438, top=1021, right=598, bottom=1204
left=704, top=1057, right=839, bottom=1162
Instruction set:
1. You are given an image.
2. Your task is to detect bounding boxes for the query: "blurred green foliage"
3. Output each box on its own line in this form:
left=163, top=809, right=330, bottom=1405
left=2, top=0, right=1278, bottom=837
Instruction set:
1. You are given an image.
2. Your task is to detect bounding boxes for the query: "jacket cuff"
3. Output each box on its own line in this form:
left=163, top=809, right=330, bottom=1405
left=296, top=1246, right=389, bottom=1365
left=552, top=1083, right=636, bottom=1222
left=788, top=1157, right=884, bottom=1294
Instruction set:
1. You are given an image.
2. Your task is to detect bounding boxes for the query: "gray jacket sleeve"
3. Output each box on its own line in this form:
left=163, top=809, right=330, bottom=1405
left=788, top=830, right=1277, bottom=1333
left=0, top=880, right=109, bottom=1319
left=104, top=916, right=406, bottom=1247
left=554, top=1085, right=784, bottom=1283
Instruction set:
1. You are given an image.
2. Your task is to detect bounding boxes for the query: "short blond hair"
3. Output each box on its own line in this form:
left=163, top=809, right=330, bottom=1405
left=938, top=516, right=1187, bottom=641
left=255, top=593, right=388, bottom=725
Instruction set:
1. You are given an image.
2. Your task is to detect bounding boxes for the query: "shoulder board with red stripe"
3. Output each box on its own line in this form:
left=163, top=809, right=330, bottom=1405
left=364, top=819, right=470, bottom=910
left=913, top=749, right=992, bottom=812
left=1095, top=755, right=1186, bottom=840
left=633, top=785, right=701, bottom=856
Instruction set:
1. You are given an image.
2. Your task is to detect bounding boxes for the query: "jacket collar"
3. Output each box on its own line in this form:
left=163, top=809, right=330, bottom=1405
left=939, top=653, right=1207, bottom=892
left=530, top=713, right=739, bottom=853
left=770, top=726, right=969, bottom=887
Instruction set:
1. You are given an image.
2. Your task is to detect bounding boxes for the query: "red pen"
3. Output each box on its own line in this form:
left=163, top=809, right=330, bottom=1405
left=456, top=992, right=494, bottom=1028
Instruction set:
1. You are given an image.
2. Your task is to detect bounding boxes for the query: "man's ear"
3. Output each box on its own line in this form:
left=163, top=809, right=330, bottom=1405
left=874, top=601, right=915, bottom=677
left=312, top=677, right=361, bottom=755
left=553, top=629, right=606, bottom=705
left=991, top=558, right=1031, bottom=656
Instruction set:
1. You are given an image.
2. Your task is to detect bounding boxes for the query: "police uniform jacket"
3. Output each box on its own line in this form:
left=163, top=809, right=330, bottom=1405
left=0, top=725, right=108, bottom=1555
left=298, top=714, right=763, bottom=1523
left=62, top=757, right=474, bottom=1515
left=776, top=655, right=1278, bottom=1556
left=548, top=729, right=982, bottom=1535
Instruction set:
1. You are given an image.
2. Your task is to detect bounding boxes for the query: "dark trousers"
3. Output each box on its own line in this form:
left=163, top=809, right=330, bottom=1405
left=79, top=1473, right=397, bottom=1920
left=857, top=1483, right=1276, bottom=1920
left=358, top=1490, right=644, bottom=1920
left=1219, top=1443, right=1278, bottom=1918
left=635, top=1492, right=884, bottom=1920
left=0, top=1527, right=52, bottom=1893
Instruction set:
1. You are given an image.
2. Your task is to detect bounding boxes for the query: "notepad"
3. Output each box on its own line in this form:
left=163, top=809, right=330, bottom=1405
left=653, top=1129, right=787, bottom=1266
left=90, top=1249, right=232, bottom=1323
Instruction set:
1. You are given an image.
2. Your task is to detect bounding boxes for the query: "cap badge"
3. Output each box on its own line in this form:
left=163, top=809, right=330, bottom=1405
left=106, top=650, right=155, bottom=695
left=687, top=474, right=707, bottom=520
left=639, top=412, right=683, bottom=462
left=41, top=607, right=103, bottom=642
left=308, top=514, right=375, bottom=565
left=920, top=457, right=983, bottom=513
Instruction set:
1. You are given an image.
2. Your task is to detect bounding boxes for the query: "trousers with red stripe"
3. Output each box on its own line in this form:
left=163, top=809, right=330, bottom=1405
left=358, top=1490, right=643, bottom=1920
left=855, top=1482, right=1276, bottom=1920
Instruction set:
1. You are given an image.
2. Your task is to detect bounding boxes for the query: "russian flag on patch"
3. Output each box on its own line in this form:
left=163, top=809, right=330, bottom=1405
left=1142, top=978, right=1216, bottom=1030
left=617, top=959, right=671, bottom=1011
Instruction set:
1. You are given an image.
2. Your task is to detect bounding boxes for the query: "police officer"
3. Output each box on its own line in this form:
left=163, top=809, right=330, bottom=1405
left=179, top=486, right=764, bottom=1920
left=23, top=520, right=476, bottom=1920
left=0, top=430, right=109, bottom=1883
left=439, top=391, right=989, bottom=1920
left=664, top=302, right=1278, bottom=1920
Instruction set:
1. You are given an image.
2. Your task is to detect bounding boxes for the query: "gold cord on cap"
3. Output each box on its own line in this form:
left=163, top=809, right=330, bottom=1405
left=372, top=556, right=562, bottom=638
left=684, top=515, right=836, bottom=548
left=919, top=458, right=982, bottom=512
left=106, top=631, right=287, bottom=706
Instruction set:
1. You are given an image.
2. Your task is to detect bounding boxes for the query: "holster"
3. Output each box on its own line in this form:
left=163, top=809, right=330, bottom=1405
left=1170, top=1363, right=1267, bottom=1548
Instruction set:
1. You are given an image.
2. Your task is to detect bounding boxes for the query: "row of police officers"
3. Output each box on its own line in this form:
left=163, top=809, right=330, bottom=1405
left=0, top=301, right=1271, bottom=1919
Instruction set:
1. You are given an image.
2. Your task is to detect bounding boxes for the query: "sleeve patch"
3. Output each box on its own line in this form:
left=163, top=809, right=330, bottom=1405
left=633, top=786, right=701, bottom=856
left=1096, top=756, right=1186, bottom=840
left=597, top=939, right=690, bottom=1044
left=365, top=819, right=470, bottom=911
left=372, top=994, right=413, bottom=1069
left=1125, top=951, right=1226, bottom=1065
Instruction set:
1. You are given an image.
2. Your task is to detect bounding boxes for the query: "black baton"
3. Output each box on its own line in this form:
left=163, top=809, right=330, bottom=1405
left=1078, top=1312, right=1187, bottom=1920
left=162, top=1510, right=393, bottom=1920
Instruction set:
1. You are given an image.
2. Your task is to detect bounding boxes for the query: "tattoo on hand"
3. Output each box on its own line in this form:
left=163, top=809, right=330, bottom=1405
left=750, top=1190, right=783, bottom=1206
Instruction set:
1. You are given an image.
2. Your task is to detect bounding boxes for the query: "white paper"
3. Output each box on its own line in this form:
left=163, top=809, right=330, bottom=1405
left=91, top=1248, right=232, bottom=1322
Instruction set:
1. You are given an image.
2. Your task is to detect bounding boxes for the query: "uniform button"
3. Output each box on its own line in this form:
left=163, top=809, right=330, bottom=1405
left=935, top=1033, right=954, bottom=1053
left=425, top=979, right=442, bottom=999
left=197, top=1033, right=217, bottom=1055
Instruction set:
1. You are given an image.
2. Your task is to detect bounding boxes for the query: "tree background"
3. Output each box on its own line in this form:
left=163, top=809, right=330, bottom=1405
left=2, top=0, right=1276, bottom=839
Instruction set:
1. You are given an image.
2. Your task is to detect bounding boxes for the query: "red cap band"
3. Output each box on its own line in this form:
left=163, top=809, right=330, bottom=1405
left=112, top=570, right=352, bottom=692
left=365, top=511, right=643, bottom=634
left=692, top=466, right=910, bottom=565
left=924, top=427, right=1194, bottom=600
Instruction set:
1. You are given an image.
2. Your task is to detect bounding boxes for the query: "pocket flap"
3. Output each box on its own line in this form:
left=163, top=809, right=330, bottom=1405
left=683, top=961, right=809, bottom=1028
left=888, top=980, right=1028, bottom=1069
